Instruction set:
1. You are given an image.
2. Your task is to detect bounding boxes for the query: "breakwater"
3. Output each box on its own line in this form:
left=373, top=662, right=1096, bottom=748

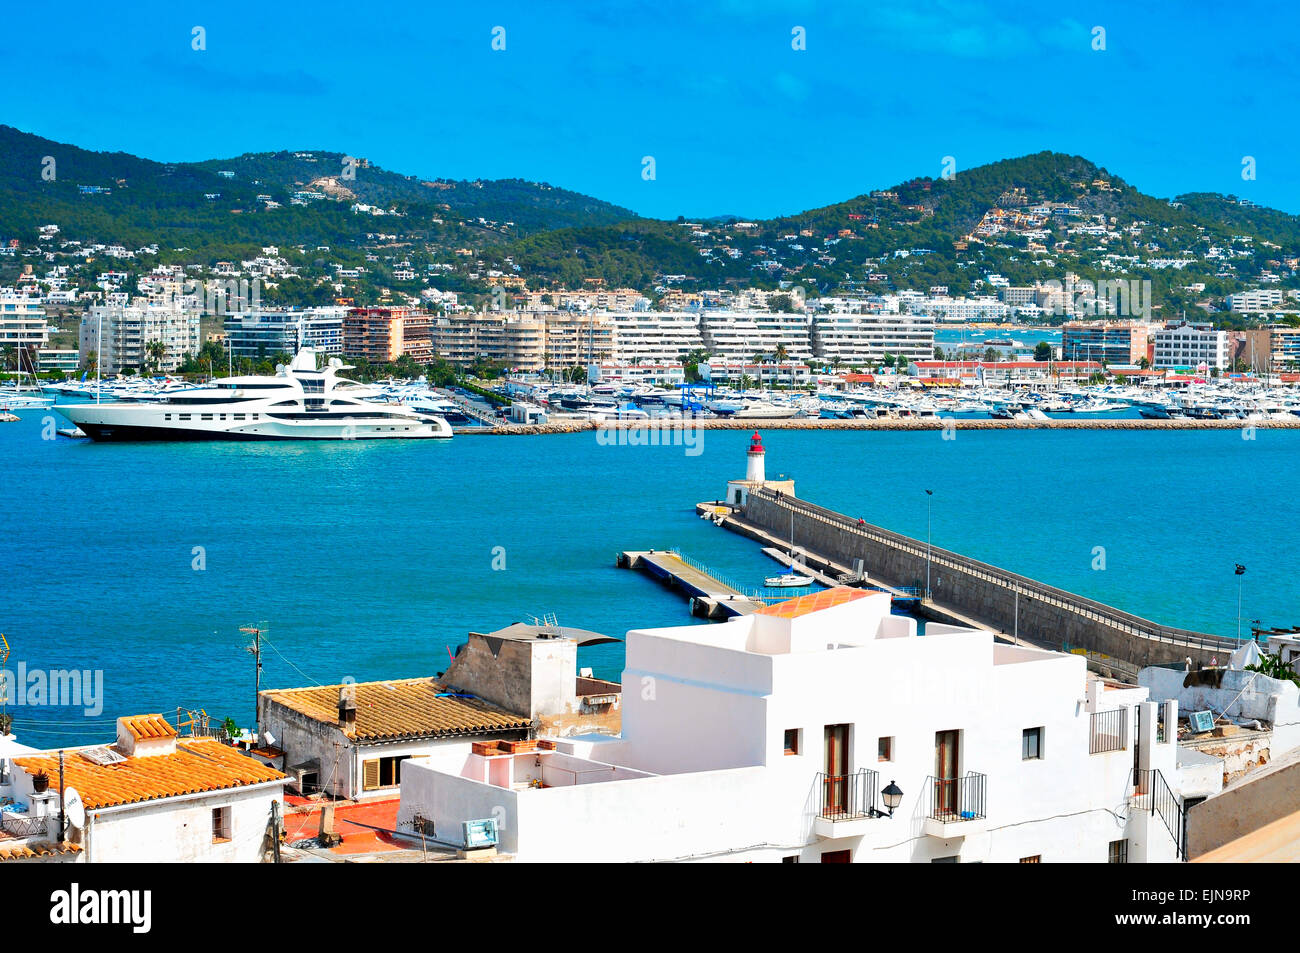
left=738, top=487, right=1239, bottom=671
left=456, top=417, right=1300, bottom=435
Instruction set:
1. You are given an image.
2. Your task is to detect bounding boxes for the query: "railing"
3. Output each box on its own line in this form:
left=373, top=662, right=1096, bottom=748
left=1132, top=768, right=1185, bottom=861
left=816, top=769, right=879, bottom=821
left=748, top=488, right=1237, bottom=657
left=926, top=772, right=986, bottom=822
left=1, top=813, right=50, bottom=837
left=1089, top=708, right=1128, bottom=754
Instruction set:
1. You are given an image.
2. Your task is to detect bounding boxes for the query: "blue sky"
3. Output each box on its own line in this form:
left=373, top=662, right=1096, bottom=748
left=3, top=1, right=1293, bottom=219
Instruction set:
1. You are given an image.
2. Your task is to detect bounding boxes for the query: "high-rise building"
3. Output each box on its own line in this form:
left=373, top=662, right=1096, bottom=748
left=1061, top=322, right=1153, bottom=365
left=810, top=311, right=934, bottom=364
left=224, top=308, right=345, bottom=361
left=1152, top=322, right=1229, bottom=370
left=80, top=297, right=200, bottom=373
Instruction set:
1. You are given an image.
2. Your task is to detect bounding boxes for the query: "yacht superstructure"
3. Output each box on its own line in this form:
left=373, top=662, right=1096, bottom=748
left=55, top=350, right=453, bottom=441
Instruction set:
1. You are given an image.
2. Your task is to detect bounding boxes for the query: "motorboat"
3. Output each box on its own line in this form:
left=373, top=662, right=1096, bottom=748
left=764, top=573, right=815, bottom=588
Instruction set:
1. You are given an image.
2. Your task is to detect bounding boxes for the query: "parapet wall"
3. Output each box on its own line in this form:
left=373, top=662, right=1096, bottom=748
left=741, top=489, right=1236, bottom=669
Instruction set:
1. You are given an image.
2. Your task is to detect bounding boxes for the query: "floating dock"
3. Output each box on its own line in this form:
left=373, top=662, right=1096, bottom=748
left=617, top=550, right=766, bottom=619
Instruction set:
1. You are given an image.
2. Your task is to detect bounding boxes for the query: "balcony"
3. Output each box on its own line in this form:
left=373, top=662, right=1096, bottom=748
left=923, top=772, right=987, bottom=839
left=813, top=769, right=880, bottom=838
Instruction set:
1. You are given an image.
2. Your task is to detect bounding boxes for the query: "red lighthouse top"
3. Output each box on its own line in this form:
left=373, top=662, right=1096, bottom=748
left=748, top=431, right=765, bottom=454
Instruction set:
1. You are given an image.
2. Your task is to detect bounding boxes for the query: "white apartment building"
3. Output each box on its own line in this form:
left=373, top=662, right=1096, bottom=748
left=0, top=295, right=50, bottom=350
left=1152, top=322, right=1229, bottom=370
left=699, top=310, right=813, bottom=362
left=913, top=296, right=1010, bottom=323
left=607, top=311, right=705, bottom=364
left=1228, top=288, right=1286, bottom=313
left=811, top=311, right=935, bottom=365
left=398, top=585, right=1203, bottom=863
left=80, top=298, right=200, bottom=373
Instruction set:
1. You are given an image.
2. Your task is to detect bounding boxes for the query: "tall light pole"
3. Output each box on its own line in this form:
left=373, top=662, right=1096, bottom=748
left=1235, top=564, right=1246, bottom=639
left=925, top=490, right=933, bottom=602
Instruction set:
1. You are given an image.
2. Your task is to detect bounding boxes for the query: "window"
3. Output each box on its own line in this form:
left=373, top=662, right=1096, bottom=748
left=878, top=736, right=893, bottom=762
left=362, top=755, right=411, bottom=791
left=783, top=729, right=801, bottom=756
left=1022, top=727, right=1043, bottom=760
left=1108, top=839, right=1128, bottom=864
left=782, top=855, right=800, bottom=864
left=211, top=806, right=231, bottom=842
left=1019, top=855, right=1042, bottom=864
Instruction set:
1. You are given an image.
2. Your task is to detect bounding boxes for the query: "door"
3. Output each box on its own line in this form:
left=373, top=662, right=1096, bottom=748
left=824, top=724, right=850, bottom=815
left=934, top=729, right=959, bottom=817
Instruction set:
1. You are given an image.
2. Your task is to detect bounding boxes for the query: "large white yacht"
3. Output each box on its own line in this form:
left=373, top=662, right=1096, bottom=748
left=55, top=350, right=453, bottom=441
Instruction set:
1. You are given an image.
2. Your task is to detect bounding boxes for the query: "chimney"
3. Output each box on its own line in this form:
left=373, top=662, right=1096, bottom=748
left=338, top=684, right=357, bottom=730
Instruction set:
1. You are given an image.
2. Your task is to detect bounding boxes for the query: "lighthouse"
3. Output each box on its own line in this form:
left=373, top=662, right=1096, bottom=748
left=746, top=431, right=766, bottom=482
left=724, top=431, right=794, bottom=507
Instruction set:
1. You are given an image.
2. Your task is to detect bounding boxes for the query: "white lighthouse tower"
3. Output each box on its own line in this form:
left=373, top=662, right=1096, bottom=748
left=725, top=431, right=795, bottom=507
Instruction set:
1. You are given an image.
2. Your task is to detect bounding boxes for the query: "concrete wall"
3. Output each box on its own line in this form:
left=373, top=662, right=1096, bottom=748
left=443, top=634, right=577, bottom=719
left=1140, top=667, right=1300, bottom=756
left=741, top=490, right=1234, bottom=670
left=1186, top=756, right=1300, bottom=859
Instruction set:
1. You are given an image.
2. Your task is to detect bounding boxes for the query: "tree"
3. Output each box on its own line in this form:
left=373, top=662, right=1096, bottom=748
left=775, top=343, right=789, bottom=363
left=1137, top=356, right=1151, bottom=370
left=146, top=340, right=167, bottom=374
left=1034, top=341, right=1052, bottom=361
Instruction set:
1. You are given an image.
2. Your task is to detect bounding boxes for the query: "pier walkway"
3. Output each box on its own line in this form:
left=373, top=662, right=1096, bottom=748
left=734, top=488, right=1238, bottom=674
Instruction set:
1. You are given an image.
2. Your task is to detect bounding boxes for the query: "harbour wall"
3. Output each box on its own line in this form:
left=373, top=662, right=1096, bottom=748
left=456, top=418, right=1300, bottom=435
left=740, top=488, right=1238, bottom=670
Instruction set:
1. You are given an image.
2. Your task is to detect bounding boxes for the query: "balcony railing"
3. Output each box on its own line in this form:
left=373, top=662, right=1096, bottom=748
left=926, top=772, right=987, bottom=822
left=817, top=769, right=879, bottom=821
left=1089, top=708, right=1128, bottom=754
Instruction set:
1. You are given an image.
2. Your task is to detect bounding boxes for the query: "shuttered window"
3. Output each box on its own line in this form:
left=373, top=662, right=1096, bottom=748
left=362, top=755, right=410, bottom=791
left=363, top=759, right=381, bottom=791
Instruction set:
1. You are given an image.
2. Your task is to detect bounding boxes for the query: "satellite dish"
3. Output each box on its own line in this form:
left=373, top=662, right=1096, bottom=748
left=63, top=787, right=85, bottom=830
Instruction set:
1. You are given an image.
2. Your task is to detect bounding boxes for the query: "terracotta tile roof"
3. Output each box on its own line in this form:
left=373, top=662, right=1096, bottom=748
left=119, top=713, right=177, bottom=741
left=757, top=586, right=870, bottom=619
left=261, top=677, right=531, bottom=742
left=13, top=739, right=285, bottom=810
left=0, top=841, right=82, bottom=863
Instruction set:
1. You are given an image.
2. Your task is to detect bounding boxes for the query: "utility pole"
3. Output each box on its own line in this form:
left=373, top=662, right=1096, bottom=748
left=58, top=750, right=65, bottom=843
left=241, top=625, right=264, bottom=739
left=925, top=490, right=934, bottom=602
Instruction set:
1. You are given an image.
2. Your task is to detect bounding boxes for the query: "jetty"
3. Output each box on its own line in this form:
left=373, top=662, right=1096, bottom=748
left=616, top=550, right=766, bottom=619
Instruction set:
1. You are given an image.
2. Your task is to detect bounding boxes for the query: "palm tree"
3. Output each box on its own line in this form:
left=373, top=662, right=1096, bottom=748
left=751, top=351, right=765, bottom=391
left=146, top=340, right=167, bottom=375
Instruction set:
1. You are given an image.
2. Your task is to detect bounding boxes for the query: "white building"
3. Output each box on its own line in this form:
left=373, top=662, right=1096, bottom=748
left=0, top=295, right=50, bottom=351
left=1228, top=288, right=1286, bottom=313
left=398, top=585, right=1204, bottom=862
left=3, top=715, right=284, bottom=863
left=699, top=310, right=813, bottom=362
left=811, top=311, right=934, bottom=365
left=1152, top=322, right=1229, bottom=370
left=80, top=298, right=200, bottom=373
left=608, top=312, right=705, bottom=364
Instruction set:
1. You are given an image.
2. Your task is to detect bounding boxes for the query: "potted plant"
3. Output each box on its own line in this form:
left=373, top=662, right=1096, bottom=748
left=32, top=770, right=49, bottom=793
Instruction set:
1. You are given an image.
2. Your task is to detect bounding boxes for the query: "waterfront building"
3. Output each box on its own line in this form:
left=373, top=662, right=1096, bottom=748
left=432, top=312, right=547, bottom=370
left=343, top=307, right=434, bottom=363
left=699, top=310, right=813, bottom=363
left=810, top=310, right=934, bottom=365
left=542, top=312, right=616, bottom=369
left=0, top=294, right=50, bottom=351
left=909, top=360, right=1102, bottom=384
left=607, top=311, right=705, bottom=364
left=37, top=349, right=79, bottom=374
left=80, top=297, right=200, bottom=373
left=1152, top=322, right=1229, bottom=371
left=1061, top=322, right=1153, bottom=365
left=397, top=584, right=1205, bottom=862
left=1269, top=325, right=1300, bottom=369
left=911, top=295, right=1009, bottom=323
left=257, top=677, right=531, bottom=800
left=223, top=307, right=345, bottom=361
left=3, top=715, right=284, bottom=863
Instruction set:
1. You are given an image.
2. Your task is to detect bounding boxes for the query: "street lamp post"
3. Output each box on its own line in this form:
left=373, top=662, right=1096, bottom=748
left=1235, top=564, right=1247, bottom=639
left=925, top=490, right=933, bottom=602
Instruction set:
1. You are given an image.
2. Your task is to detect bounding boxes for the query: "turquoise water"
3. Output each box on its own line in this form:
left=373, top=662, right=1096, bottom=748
left=1, top=413, right=1294, bottom=745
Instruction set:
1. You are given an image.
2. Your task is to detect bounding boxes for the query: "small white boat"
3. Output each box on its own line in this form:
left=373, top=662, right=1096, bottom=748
left=765, top=573, right=815, bottom=588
